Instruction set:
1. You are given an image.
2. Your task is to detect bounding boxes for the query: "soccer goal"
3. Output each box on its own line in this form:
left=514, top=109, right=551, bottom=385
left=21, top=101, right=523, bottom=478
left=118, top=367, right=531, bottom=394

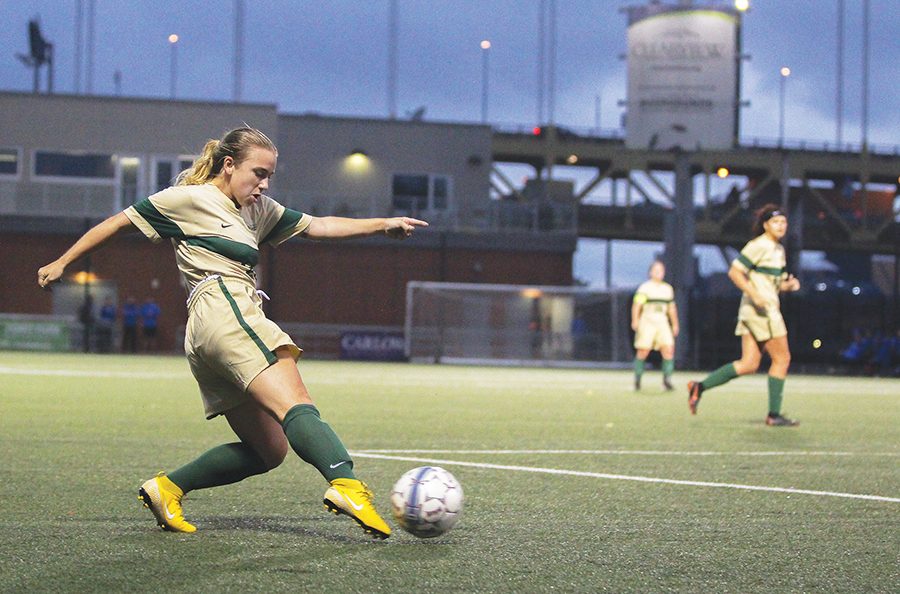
left=404, top=281, right=634, bottom=367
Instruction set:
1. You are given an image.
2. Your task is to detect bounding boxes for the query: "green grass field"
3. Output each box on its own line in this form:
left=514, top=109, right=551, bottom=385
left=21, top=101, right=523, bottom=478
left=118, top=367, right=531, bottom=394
left=1, top=351, right=898, bottom=593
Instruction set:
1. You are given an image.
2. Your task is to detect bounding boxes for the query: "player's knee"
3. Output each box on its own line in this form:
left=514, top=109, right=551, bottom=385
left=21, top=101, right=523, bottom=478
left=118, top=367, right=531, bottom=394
left=738, top=356, right=760, bottom=374
left=259, top=441, right=289, bottom=470
left=773, top=350, right=791, bottom=369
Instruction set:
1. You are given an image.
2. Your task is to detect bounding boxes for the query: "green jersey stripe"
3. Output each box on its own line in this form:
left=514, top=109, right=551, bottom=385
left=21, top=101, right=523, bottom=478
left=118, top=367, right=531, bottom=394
left=736, top=253, right=754, bottom=269
left=133, top=198, right=185, bottom=239
left=216, top=277, right=277, bottom=365
left=184, top=237, right=259, bottom=267
left=261, top=208, right=304, bottom=245
left=645, top=298, right=673, bottom=304
left=753, top=265, right=785, bottom=276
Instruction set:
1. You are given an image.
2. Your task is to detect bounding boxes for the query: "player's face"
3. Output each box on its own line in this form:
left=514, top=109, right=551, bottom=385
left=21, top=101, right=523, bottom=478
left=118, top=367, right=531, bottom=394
left=225, top=146, right=277, bottom=207
left=649, top=262, right=665, bottom=281
left=764, top=215, right=788, bottom=240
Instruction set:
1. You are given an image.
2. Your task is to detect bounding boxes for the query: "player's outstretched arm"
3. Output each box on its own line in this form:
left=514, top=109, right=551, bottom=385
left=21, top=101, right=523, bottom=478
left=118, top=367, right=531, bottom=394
left=304, top=216, right=428, bottom=241
left=37, top=212, right=136, bottom=289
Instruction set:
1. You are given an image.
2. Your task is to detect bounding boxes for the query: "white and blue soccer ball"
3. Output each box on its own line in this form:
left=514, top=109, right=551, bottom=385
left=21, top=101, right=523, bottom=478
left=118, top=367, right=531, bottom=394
left=390, top=466, right=463, bottom=538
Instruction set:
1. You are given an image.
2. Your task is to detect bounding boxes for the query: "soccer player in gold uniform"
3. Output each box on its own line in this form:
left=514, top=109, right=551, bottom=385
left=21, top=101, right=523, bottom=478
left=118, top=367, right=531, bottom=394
left=687, top=204, right=801, bottom=426
left=38, top=127, right=427, bottom=538
left=631, top=260, right=679, bottom=391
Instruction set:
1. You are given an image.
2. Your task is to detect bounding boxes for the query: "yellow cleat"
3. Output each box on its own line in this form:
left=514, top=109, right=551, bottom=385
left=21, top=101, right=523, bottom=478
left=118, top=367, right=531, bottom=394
left=138, top=472, right=197, bottom=533
left=323, top=478, right=391, bottom=539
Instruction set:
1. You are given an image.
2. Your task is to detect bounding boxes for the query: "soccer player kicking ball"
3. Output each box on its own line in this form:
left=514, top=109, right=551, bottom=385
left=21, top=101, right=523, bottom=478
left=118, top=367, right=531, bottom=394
left=687, top=204, right=800, bottom=426
left=38, top=127, right=427, bottom=538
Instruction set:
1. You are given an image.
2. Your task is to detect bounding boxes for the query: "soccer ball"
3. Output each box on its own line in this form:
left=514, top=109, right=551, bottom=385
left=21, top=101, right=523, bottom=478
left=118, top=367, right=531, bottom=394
left=390, top=466, right=463, bottom=538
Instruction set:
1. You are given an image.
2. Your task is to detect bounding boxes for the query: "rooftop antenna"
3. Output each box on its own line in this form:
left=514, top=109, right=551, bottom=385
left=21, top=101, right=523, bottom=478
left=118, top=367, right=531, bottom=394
left=16, top=18, right=53, bottom=93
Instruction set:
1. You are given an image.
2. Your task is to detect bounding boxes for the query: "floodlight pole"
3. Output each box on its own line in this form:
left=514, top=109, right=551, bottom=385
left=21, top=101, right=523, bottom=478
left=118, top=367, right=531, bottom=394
left=480, top=41, right=490, bottom=123
left=46, top=43, right=54, bottom=94
left=32, top=58, right=40, bottom=94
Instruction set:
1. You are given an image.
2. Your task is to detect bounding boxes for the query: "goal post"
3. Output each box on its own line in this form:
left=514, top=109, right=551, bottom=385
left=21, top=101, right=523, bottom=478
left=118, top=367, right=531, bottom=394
left=404, top=281, right=634, bottom=366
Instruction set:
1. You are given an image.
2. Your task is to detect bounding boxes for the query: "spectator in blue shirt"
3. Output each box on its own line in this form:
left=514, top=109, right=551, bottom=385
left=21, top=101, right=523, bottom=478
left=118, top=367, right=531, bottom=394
left=97, top=298, right=117, bottom=353
left=121, top=296, right=139, bottom=353
left=140, top=297, right=161, bottom=352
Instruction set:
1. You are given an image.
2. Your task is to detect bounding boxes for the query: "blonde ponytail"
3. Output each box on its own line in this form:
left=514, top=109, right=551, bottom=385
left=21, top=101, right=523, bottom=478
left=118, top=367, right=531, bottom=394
left=176, top=139, right=220, bottom=186
left=174, top=127, right=277, bottom=187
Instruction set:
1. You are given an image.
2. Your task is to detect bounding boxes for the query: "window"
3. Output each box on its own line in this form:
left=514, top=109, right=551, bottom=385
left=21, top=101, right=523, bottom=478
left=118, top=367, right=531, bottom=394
left=392, top=173, right=452, bottom=213
left=154, top=156, right=196, bottom=191
left=392, top=174, right=429, bottom=211
left=34, top=151, right=115, bottom=179
left=0, top=148, right=19, bottom=176
left=155, top=161, right=173, bottom=192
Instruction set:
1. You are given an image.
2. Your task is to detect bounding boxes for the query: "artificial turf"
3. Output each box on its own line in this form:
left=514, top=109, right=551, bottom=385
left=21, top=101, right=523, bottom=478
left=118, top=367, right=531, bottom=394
left=0, top=351, right=897, bottom=593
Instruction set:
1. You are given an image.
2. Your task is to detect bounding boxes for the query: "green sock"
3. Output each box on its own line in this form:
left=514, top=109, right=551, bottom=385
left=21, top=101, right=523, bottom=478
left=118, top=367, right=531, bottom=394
left=768, top=376, right=785, bottom=416
left=633, top=357, right=645, bottom=381
left=701, top=362, right=738, bottom=392
left=661, top=358, right=674, bottom=379
left=282, top=404, right=356, bottom=482
left=168, top=442, right=270, bottom=493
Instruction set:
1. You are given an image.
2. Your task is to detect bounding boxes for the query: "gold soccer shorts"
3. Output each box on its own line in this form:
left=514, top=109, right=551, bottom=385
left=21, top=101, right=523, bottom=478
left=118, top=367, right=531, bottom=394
left=634, top=317, right=674, bottom=351
left=185, top=277, right=301, bottom=418
left=734, top=303, right=787, bottom=343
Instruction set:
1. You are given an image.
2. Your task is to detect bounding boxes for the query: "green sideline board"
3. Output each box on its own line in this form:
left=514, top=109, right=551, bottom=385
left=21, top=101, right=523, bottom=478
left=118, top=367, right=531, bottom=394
left=0, top=315, right=72, bottom=351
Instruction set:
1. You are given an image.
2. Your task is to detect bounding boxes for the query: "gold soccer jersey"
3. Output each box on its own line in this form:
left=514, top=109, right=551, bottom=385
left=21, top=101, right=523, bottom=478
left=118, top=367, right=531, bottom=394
left=633, top=280, right=674, bottom=321
left=123, top=184, right=311, bottom=294
left=633, top=280, right=675, bottom=350
left=732, top=235, right=786, bottom=311
left=732, top=234, right=788, bottom=341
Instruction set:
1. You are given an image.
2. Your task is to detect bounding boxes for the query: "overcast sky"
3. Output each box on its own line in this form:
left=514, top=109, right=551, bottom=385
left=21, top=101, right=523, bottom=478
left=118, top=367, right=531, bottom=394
left=1, top=0, right=897, bottom=148
left=1, top=1, right=896, bottom=286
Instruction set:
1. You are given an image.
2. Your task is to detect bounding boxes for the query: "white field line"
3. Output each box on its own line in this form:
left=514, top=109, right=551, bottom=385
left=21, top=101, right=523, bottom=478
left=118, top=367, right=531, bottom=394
left=351, top=452, right=900, bottom=504
left=356, top=448, right=899, bottom=457
left=0, top=366, right=189, bottom=379
left=1, top=365, right=897, bottom=395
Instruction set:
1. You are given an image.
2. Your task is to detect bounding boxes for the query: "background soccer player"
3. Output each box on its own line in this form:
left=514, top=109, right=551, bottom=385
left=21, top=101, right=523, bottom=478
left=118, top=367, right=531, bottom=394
left=631, top=260, right=679, bottom=391
left=687, top=204, right=801, bottom=426
left=38, top=126, right=427, bottom=538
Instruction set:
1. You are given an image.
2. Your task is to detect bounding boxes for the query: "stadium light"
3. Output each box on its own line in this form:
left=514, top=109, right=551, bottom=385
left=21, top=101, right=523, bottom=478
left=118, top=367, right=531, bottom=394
left=779, top=66, right=791, bottom=145
left=481, top=40, right=491, bottom=123
left=344, top=149, right=371, bottom=174
left=716, top=167, right=729, bottom=178
left=734, top=0, right=750, bottom=11
left=168, top=34, right=179, bottom=99
left=71, top=271, right=99, bottom=284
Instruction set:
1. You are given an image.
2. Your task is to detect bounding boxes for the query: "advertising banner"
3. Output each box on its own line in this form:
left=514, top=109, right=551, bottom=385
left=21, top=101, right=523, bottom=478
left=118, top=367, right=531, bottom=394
left=0, top=315, right=72, bottom=351
left=625, top=4, right=738, bottom=150
left=340, top=331, right=407, bottom=361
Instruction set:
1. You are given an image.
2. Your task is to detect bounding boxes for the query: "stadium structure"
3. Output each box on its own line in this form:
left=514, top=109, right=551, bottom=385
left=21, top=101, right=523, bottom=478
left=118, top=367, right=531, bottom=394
left=1, top=1, right=897, bottom=369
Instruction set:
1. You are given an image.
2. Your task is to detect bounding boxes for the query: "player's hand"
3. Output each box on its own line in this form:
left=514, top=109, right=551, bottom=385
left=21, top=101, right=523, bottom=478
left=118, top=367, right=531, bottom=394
left=782, top=274, right=800, bottom=292
left=748, top=289, right=767, bottom=310
left=630, top=321, right=638, bottom=332
left=37, top=261, right=65, bottom=289
left=385, top=217, right=428, bottom=240
left=672, top=325, right=680, bottom=338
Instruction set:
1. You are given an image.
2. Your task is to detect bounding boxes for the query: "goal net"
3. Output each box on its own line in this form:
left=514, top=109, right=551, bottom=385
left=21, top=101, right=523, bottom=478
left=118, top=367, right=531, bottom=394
left=404, top=281, right=634, bottom=366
